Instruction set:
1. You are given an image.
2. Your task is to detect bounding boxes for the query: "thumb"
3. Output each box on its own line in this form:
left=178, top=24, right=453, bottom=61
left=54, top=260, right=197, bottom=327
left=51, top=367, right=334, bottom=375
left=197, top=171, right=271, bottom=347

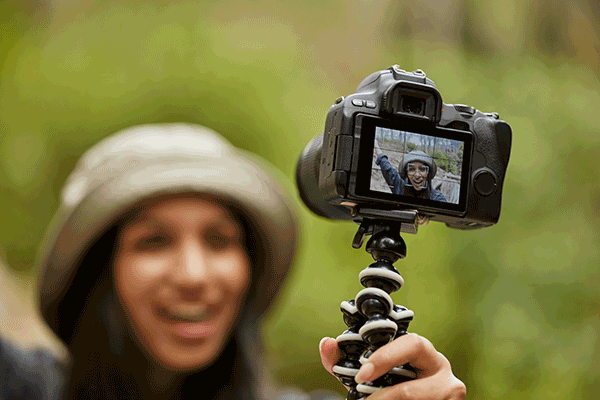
left=319, top=337, right=341, bottom=375
left=374, top=138, right=382, bottom=154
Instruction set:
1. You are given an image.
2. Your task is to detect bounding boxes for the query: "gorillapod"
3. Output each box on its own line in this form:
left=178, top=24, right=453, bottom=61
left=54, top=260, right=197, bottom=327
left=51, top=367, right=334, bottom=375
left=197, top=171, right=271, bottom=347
left=332, top=209, right=421, bottom=399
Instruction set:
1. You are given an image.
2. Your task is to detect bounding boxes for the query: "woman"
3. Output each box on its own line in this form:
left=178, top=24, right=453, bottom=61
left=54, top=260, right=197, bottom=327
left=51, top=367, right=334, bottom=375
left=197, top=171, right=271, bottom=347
left=376, top=150, right=448, bottom=202
left=2, top=123, right=465, bottom=399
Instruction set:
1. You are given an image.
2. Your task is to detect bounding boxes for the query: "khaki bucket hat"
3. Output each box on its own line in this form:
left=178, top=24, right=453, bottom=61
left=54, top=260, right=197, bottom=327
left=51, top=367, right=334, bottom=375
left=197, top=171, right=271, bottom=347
left=37, top=123, right=299, bottom=320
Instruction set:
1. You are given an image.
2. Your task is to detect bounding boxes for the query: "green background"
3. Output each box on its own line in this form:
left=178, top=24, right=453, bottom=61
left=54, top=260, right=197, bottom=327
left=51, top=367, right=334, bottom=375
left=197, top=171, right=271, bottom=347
left=1, top=0, right=599, bottom=398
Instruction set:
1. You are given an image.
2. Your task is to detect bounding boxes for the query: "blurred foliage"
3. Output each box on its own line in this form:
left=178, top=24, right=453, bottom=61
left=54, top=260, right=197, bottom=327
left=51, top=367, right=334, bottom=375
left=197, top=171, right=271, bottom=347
left=1, top=0, right=599, bottom=398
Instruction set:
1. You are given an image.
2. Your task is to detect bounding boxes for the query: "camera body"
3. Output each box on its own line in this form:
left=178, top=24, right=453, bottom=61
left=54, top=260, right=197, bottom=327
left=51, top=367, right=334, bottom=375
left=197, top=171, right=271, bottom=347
left=297, top=65, right=512, bottom=230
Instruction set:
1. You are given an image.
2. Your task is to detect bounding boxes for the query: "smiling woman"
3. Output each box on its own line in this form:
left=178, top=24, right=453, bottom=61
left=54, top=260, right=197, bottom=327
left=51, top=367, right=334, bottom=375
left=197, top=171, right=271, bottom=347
left=375, top=149, right=448, bottom=202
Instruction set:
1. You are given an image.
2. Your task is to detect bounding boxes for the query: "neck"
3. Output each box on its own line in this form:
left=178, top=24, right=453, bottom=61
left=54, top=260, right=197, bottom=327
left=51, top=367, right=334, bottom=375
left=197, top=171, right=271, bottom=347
left=144, top=363, right=187, bottom=399
left=120, top=329, right=187, bottom=399
left=406, top=185, right=428, bottom=197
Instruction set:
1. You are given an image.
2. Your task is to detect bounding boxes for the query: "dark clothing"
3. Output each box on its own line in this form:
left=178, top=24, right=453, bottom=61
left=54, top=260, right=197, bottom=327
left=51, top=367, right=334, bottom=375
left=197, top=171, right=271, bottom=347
left=0, top=333, right=339, bottom=400
left=376, top=154, right=447, bottom=202
left=0, top=337, right=69, bottom=400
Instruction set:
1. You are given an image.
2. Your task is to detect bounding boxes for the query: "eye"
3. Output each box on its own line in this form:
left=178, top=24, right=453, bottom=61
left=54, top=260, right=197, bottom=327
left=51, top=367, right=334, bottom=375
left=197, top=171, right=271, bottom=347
left=134, top=234, right=172, bottom=251
left=204, top=228, right=239, bottom=251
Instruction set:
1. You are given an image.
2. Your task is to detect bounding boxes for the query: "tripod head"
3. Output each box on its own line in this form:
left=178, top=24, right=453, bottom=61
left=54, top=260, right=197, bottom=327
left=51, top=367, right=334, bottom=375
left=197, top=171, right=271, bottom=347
left=350, top=207, right=428, bottom=249
left=353, top=218, right=407, bottom=263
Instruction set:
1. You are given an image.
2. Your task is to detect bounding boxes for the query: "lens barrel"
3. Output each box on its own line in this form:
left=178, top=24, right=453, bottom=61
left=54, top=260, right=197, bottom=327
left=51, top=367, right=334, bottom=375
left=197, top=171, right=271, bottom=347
left=296, top=133, right=353, bottom=220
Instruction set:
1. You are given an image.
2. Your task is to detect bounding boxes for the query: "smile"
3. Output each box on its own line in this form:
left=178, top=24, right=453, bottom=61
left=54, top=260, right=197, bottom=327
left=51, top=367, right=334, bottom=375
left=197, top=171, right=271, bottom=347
left=157, top=305, right=210, bottom=323
left=156, top=305, right=220, bottom=340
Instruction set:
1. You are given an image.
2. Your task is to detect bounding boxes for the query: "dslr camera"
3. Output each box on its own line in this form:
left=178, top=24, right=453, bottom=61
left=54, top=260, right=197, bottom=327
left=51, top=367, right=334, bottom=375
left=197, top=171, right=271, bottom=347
left=297, top=65, right=512, bottom=231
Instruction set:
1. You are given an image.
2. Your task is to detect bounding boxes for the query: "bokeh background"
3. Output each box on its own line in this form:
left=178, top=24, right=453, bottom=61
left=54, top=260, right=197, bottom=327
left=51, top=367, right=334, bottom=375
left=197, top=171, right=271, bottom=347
left=1, top=0, right=599, bottom=398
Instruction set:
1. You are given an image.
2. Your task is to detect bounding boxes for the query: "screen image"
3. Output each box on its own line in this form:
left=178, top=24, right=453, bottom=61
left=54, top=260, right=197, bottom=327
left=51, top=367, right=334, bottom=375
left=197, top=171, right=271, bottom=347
left=370, top=126, right=465, bottom=205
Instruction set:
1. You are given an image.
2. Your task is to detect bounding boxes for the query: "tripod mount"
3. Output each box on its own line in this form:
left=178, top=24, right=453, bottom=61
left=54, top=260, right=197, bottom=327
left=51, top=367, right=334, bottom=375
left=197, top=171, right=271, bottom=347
left=332, top=210, right=420, bottom=399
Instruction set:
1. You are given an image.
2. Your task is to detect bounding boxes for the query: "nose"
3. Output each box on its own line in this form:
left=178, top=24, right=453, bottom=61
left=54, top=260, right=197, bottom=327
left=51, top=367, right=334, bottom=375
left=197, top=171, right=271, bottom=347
left=170, top=238, right=211, bottom=298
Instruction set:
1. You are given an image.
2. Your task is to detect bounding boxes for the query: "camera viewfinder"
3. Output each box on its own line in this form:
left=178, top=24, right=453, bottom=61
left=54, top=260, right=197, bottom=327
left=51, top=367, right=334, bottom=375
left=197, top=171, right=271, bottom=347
left=401, top=96, right=425, bottom=116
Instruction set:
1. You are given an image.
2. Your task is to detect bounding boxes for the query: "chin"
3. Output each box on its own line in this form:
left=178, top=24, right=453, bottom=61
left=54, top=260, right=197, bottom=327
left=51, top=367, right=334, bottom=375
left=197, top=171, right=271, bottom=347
left=157, top=347, right=221, bottom=372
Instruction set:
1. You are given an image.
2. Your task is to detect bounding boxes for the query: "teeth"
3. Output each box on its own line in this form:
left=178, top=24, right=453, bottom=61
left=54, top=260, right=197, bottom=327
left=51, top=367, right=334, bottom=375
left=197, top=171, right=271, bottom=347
left=159, top=305, right=209, bottom=322
left=172, top=304, right=205, bottom=315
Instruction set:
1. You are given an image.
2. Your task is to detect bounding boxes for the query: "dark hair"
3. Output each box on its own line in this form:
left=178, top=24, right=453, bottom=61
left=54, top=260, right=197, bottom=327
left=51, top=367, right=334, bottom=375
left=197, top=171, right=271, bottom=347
left=47, top=197, right=263, bottom=400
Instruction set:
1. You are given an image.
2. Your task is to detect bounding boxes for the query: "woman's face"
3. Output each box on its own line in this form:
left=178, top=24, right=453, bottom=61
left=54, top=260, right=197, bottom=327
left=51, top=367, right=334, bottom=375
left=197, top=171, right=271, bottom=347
left=114, top=196, right=250, bottom=371
left=406, top=161, right=429, bottom=191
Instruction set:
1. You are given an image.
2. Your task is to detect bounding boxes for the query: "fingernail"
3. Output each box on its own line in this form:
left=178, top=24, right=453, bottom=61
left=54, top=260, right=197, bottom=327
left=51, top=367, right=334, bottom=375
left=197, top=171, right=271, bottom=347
left=319, top=337, right=331, bottom=352
left=355, top=362, right=374, bottom=384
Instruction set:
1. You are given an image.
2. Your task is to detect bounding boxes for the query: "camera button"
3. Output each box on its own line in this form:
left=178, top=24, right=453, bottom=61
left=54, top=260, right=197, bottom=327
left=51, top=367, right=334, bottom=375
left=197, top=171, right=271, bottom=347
left=455, top=104, right=476, bottom=115
left=352, top=99, right=365, bottom=107
left=473, top=170, right=497, bottom=196
left=365, top=100, right=376, bottom=108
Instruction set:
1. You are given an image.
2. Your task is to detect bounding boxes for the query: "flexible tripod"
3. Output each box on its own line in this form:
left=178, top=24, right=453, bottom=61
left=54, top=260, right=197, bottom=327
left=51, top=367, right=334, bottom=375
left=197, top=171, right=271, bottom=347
left=332, top=209, right=421, bottom=399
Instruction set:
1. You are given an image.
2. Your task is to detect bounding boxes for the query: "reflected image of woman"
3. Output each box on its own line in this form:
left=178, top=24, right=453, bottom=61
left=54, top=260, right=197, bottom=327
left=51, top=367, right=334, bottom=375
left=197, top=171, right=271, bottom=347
left=376, top=149, right=447, bottom=202
left=1, top=124, right=464, bottom=400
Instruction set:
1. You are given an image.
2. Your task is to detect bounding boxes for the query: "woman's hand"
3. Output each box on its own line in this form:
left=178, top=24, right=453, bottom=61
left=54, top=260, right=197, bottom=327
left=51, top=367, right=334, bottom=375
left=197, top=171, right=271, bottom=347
left=319, top=333, right=466, bottom=400
left=374, top=139, right=383, bottom=158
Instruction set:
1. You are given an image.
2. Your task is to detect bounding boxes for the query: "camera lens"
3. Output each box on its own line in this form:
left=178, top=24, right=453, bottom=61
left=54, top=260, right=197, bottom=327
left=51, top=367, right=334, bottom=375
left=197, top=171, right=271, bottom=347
left=401, top=96, right=425, bottom=116
left=296, top=133, right=353, bottom=220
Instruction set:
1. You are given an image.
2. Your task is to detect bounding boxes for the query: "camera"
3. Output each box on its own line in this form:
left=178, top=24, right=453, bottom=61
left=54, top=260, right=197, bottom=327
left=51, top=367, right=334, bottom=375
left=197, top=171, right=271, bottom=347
left=296, top=65, right=512, bottom=230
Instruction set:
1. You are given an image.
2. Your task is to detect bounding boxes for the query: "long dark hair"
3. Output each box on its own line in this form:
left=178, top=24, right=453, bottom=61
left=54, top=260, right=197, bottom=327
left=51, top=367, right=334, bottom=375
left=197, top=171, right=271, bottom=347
left=46, top=202, right=262, bottom=400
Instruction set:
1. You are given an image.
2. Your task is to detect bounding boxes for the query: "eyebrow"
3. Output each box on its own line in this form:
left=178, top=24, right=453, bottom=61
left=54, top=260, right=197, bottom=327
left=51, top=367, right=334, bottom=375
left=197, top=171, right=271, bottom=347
left=120, top=211, right=239, bottom=235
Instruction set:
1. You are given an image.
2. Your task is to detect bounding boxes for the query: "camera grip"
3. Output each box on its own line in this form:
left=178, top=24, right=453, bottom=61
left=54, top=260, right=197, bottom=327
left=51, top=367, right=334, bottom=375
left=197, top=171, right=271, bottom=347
left=473, top=118, right=512, bottom=177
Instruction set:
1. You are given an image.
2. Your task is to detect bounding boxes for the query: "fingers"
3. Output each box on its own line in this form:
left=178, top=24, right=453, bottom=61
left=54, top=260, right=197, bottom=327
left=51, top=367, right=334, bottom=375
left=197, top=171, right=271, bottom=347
left=319, top=337, right=353, bottom=392
left=365, top=374, right=466, bottom=400
left=374, top=139, right=382, bottom=155
left=318, top=337, right=341, bottom=375
left=354, top=333, right=466, bottom=400
left=319, top=333, right=466, bottom=400
left=355, top=333, right=444, bottom=384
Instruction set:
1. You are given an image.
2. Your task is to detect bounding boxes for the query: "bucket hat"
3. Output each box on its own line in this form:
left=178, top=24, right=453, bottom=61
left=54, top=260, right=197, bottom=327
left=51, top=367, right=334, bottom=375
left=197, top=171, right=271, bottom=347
left=398, top=150, right=437, bottom=181
left=37, top=123, right=299, bottom=321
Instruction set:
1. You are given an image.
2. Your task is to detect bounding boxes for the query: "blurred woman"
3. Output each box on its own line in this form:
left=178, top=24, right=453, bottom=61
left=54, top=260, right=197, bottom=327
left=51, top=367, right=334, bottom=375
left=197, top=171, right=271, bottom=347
left=1, top=123, right=465, bottom=399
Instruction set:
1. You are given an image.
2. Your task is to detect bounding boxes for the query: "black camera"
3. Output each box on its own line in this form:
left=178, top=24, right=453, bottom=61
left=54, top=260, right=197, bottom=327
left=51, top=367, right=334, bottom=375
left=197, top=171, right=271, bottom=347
left=297, top=65, right=512, bottom=231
